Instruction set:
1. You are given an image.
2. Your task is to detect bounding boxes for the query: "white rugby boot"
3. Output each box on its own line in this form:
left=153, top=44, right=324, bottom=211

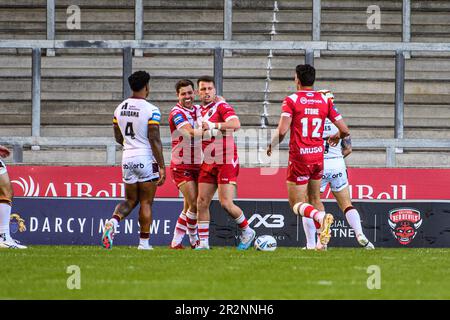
left=356, top=233, right=375, bottom=250
left=237, top=228, right=256, bottom=250
left=137, top=244, right=154, bottom=250
left=0, top=234, right=27, bottom=249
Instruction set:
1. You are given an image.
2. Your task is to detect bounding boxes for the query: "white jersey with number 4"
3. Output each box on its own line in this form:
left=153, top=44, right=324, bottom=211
left=113, top=97, right=161, bottom=159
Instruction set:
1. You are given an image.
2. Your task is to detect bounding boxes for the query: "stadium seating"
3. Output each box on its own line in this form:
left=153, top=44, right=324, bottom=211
left=0, top=0, right=449, bottom=166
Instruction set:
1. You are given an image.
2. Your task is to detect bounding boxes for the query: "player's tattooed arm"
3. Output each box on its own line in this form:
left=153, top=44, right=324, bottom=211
left=328, top=119, right=350, bottom=146
left=341, top=136, right=352, bottom=158
left=113, top=124, right=124, bottom=146
left=148, top=124, right=166, bottom=186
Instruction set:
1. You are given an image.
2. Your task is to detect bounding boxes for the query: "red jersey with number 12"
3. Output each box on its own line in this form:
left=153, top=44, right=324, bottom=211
left=281, top=89, right=342, bottom=164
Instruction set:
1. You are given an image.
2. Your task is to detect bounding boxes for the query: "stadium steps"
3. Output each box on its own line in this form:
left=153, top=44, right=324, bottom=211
left=1, top=0, right=449, bottom=44
left=3, top=125, right=450, bottom=140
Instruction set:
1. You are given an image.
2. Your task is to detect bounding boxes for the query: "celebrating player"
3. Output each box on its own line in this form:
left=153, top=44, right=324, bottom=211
left=0, top=145, right=27, bottom=249
left=267, top=64, right=349, bottom=247
left=302, top=90, right=374, bottom=250
left=195, top=76, right=256, bottom=250
left=102, top=71, right=165, bottom=250
left=168, top=79, right=203, bottom=249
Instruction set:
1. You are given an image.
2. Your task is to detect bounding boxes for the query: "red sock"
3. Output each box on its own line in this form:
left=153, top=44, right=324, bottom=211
left=197, top=221, right=210, bottom=247
left=171, top=212, right=187, bottom=246
left=234, top=214, right=249, bottom=231
left=297, top=203, right=321, bottom=228
left=186, top=211, right=199, bottom=243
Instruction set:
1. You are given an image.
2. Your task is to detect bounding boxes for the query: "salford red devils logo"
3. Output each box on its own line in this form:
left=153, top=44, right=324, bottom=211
left=388, top=208, right=423, bottom=245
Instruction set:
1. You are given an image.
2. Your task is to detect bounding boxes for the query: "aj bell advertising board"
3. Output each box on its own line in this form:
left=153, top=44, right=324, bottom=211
left=10, top=198, right=450, bottom=248
left=6, top=166, right=450, bottom=247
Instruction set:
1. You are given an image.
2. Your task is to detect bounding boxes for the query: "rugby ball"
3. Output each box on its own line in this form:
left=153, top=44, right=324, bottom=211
left=254, top=235, right=277, bottom=251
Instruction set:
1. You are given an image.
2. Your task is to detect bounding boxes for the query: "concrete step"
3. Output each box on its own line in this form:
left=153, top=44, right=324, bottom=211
left=266, top=103, right=450, bottom=119
left=4, top=55, right=450, bottom=71
left=2, top=125, right=450, bottom=140
left=2, top=78, right=450, bottom=97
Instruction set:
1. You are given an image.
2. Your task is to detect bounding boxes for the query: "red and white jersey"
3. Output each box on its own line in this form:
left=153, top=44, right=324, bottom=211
left=200, top=101, right=239, bottom=165
left=281, top=89, right=342, bottom=164
left=168, top=103, right=202, bottom=168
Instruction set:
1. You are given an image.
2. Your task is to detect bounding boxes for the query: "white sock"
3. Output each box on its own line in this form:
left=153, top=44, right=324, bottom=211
left=186, top=211, right=199, bottom=245
left=110, top=218, right=119, bottom=229
left=234, top=213, right=250, bottom=232
left=0, top=203, right=11, bottom=237
left=302, top=217, right=317, bottom=249
left=315, top=211, right=326, bottom=224
left=345, top=208, right=363, bottom=236
left=139, top=238, right=149, bottom=247
left=172, top=211, right=187, bottom=246
left=198, top=221, right=210, bottom=247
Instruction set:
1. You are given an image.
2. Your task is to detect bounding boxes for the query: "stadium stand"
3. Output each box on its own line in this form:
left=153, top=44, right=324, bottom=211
left=0, top=0, right=449, bottom=166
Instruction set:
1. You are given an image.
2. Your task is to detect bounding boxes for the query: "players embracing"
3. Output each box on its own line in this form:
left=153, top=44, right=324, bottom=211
left=267, top=64, right=350, bottom=248
left=168, top=76, right=255, bottom=250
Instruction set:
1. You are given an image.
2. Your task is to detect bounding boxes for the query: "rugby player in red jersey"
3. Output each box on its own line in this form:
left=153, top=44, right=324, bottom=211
left=195, top=76, right=256, bottom=250
left=168, top=79, right=203, bottom=249
left=267, top=64, right=350, bottom=246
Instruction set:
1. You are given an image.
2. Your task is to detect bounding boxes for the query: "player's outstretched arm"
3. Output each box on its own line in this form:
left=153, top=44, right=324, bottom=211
left=147, top=124, right=166, bottom=186
left=267, top=115, right=291, bottom=156
left=0, top=145, right=11, bottom=158
left=113, top=124, right=124, bottom=146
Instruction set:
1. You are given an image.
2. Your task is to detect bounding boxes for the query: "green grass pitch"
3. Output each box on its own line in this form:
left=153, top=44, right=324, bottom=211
left=1, top=246, right=449, bottom=300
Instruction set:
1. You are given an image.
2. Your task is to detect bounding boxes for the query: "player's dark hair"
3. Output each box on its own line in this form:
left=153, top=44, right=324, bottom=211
left=295, top=64, right=315, bottom=86
left=128, top=71, right=150, bottom=92
left=175, top=79, right=194, bottom=94
left=197, top=75, right=215, bottom=87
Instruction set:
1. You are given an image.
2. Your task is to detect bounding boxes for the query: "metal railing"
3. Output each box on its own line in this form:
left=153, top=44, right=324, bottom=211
left=1, top=136, right=449, bottom=167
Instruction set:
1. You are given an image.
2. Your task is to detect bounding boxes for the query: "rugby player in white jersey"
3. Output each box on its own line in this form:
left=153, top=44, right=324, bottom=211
left=0, top=145, right=27, bottom=249
left=302, top=90, right=374, bottom=250
left=102, top=71, right=166, bottom=250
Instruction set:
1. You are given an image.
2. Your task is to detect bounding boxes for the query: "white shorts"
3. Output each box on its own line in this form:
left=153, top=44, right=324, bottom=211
left=121, top=155, right=159, bottom=184
left=0, top=159, right=7, bottom=175
left=320, top=167, right=349, bottom=193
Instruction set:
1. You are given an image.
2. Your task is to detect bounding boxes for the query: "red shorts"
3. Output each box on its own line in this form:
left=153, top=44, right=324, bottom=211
left=198, top=162, right=239, bottom=185
left=286, top=161, right=323, bottom=185
left=170, top=166, right=201, bottom=188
